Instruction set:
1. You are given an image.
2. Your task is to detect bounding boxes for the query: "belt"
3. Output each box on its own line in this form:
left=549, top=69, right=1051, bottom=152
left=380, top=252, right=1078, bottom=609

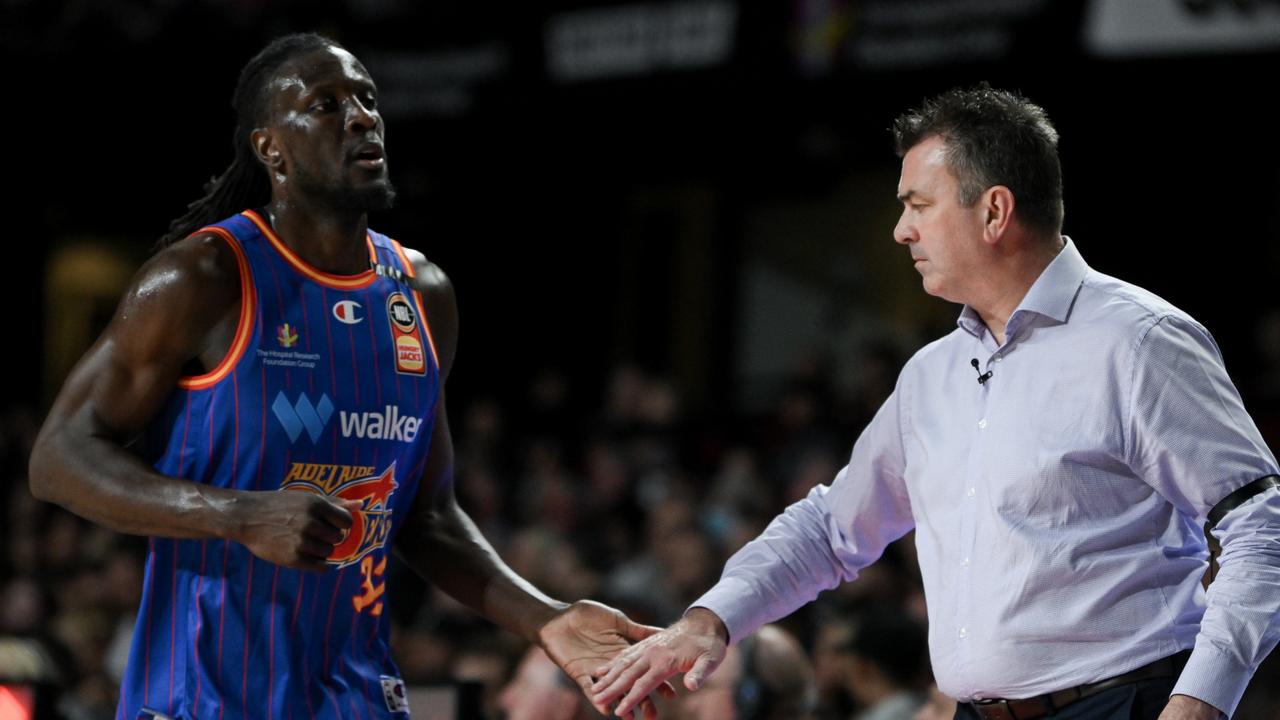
left=967, top=650, right=1191, bottom=720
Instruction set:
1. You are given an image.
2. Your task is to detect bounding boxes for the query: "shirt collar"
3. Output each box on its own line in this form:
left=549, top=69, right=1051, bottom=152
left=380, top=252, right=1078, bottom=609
left=956, top=236, right=1089, bottom=337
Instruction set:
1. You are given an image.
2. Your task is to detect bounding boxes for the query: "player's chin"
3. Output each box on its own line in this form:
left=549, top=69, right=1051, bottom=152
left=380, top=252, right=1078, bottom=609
left=353, top=179, right=397, bottom=212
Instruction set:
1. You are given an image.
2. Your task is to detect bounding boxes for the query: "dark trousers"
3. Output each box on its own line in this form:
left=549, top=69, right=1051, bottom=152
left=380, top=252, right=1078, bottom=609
left=954, top=677, right=1179, bottom=720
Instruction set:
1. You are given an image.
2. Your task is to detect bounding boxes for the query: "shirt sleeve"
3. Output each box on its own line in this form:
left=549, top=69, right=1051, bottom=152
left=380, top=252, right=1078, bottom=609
left=1172, top=488, right=1280, bottom=717
left=688, top=379, right=916, bottom=644
left=1124, top=314, right=1277, bottom=521
left=1124, top=314, right=1280, bottom=715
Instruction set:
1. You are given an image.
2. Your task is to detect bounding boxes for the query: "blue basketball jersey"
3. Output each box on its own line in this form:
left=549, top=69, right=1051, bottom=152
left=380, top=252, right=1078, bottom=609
left=118, top=209, right=441, bottom=720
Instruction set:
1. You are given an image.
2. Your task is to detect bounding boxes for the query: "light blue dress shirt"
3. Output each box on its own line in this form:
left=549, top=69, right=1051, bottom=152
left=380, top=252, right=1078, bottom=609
left=692, top=237, right=1280, bottom=715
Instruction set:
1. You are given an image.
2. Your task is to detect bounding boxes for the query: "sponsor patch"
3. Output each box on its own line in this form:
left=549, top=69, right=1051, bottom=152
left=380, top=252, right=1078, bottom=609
left=380, top=675, right=410, bottom=713
left=272, top=392, right=335, bottom=444
left=276, top=322, right=299, bottom=348
left=386, top=292, right=427, bottom=376
left=333, top=300, right=363, bottom=325
left=339, top=404, right=423, bottom=443
left=387, top=293, right=417, bottom=332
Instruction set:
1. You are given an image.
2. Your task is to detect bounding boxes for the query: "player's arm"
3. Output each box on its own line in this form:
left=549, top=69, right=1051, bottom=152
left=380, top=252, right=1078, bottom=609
left=390, top=257, right=563, bottom=637
left=28, top=233, right=354, bottom=572
left=394, top=253, right=670, bottom=718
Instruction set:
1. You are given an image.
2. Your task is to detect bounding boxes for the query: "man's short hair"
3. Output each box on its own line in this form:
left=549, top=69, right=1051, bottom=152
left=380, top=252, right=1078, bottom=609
left=892, top=84, right=1064, bottom=235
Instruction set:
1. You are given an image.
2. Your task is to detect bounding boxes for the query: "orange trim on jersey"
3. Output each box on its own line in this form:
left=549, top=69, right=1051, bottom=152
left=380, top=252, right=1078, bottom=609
left=177, top=226, right=257, bottom=390
left=389, top=238, right=441, bottom=372
left=241, top=210, right=379, bottom=290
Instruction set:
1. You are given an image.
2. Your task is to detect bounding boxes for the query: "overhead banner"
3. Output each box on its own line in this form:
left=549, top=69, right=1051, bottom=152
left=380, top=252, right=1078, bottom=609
left=1085, top=0, right=1280, bottom=56
left=546, top=1, right=738, bottom=82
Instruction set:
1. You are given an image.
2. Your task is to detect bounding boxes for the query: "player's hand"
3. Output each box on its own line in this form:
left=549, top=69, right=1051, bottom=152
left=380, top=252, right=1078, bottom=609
left=232, top=490, right=360, bottom=572
left=536, top=600, right=677, bottom=719
left=591, top=607, right=728, bottom=718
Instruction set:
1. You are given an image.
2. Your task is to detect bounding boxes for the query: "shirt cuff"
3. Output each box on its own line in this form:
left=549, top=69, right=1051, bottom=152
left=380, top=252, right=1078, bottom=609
left=1170, top=643, right=1250, bottom=718
left=687, top=576, right=773, bottom=646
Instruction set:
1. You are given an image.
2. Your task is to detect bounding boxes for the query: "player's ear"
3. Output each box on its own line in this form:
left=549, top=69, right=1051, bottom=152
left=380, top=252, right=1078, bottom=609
left=250, top=128, right=283, bottom=172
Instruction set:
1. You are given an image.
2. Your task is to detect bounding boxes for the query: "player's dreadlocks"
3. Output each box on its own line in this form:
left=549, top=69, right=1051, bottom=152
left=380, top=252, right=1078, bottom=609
left=154, top=32, right=342, bottom=251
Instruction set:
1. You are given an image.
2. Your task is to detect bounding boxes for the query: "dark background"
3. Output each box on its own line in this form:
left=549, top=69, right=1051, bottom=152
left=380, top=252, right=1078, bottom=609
left=8, top=0, right=1280, bottom=417
left=5, top=2, right=1280, bottom=718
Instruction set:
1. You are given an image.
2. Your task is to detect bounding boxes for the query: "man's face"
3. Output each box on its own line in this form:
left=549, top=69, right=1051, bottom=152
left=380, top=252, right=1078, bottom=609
left=264, top=46, right=395, bottom=211
left=892, top=135, right=987, bottom=304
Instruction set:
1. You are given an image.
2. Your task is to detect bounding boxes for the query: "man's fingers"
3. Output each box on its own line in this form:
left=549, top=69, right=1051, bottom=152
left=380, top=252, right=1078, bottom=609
left=297, top=537, right=334, bottom=561
left=685, top=652, right=716, bottom=691
left=303, top=521, right=345, bottom=545
left=592, top=653, right=650, bottom=705
left=310, top=495, right=358, bottom=529
left=592, top=646, right=642, bottom=698
left=573, top=673, right=614, bottom=718
left=589, top=693, right=614, bottom=718
left=614, top=667, right=670, bottom=718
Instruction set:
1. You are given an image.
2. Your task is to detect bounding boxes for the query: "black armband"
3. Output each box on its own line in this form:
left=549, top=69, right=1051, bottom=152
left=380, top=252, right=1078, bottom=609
left=1207, top=474, right=1280, bottom=528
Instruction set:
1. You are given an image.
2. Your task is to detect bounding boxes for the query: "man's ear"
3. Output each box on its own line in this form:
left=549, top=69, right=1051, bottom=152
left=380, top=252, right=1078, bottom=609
left=250, top=128, right=282, bottom=171
left=982, top=185, right=1015, bottom=245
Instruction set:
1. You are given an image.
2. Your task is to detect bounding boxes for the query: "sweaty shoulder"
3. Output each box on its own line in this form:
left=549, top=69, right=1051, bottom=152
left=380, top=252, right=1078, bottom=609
left=120, top=231, right=243, bottom=374
left=400, top=246, right=459, bottom=378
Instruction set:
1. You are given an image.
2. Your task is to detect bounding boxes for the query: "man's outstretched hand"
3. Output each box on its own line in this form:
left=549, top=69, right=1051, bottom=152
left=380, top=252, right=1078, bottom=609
left=537, top=600, right=677, bottom=719
left=590, top=607, right=729, bottom=718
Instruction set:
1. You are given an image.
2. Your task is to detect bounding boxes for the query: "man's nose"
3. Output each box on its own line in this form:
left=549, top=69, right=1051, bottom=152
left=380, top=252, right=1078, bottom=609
left=346, top=98, right=377, bottom=134
left=893, top=212, right=914, bottom=245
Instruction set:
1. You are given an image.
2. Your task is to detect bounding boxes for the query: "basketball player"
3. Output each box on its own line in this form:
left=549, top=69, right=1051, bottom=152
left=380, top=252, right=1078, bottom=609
left=28, top=33, right=668, bottom=720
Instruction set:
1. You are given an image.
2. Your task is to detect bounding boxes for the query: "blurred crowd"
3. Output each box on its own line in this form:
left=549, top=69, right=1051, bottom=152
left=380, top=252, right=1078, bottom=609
left=6, top=337, right=1280, bottom=718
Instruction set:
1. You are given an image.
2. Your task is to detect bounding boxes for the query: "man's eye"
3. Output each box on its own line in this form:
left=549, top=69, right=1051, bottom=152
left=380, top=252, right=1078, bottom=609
left=310, top=98, right=336, bottom=111
left=362, top=93, right=378, bottom=109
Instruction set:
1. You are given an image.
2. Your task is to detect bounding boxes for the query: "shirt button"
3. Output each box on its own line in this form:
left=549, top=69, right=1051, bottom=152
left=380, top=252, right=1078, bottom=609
left=978, top=418, right=987, bottom=429
left=958, top=627, right=968, bottom=639
left=995, top=355, right=1003, bottom=363
left=962, top=557, right=970, bottom=567
left=966, top=487, right=976, bottom=498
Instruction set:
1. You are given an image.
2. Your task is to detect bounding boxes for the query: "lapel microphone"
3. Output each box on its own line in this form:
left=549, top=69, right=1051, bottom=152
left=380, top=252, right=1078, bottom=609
left=970, top=358, right=993, bottom=386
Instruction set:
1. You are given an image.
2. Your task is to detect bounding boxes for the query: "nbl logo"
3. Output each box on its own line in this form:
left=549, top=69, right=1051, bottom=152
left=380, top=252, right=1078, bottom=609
left=387, top=295, right=416, bottom=331
left=386, top=292, right=427, bottom=376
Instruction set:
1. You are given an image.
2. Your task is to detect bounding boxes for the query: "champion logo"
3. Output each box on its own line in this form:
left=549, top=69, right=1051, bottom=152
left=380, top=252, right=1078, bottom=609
left=333, top=300, right=363, bottom=325
left=272, top=391, right=335, bottom=444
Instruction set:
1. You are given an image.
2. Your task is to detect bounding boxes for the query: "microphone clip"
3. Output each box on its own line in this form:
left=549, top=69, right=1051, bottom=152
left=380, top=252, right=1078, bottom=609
left=970, top=358, right=993, bottom=386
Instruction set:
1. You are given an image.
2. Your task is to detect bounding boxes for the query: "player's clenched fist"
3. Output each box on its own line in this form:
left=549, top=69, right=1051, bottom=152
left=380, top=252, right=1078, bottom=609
left=230, top=490, right=360, bottom=572
left=591, top=607, right=729, bottom=717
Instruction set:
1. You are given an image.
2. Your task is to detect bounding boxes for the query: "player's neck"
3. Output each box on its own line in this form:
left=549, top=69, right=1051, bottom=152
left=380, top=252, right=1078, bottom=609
left=265, top=200, right=371, bottom=275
